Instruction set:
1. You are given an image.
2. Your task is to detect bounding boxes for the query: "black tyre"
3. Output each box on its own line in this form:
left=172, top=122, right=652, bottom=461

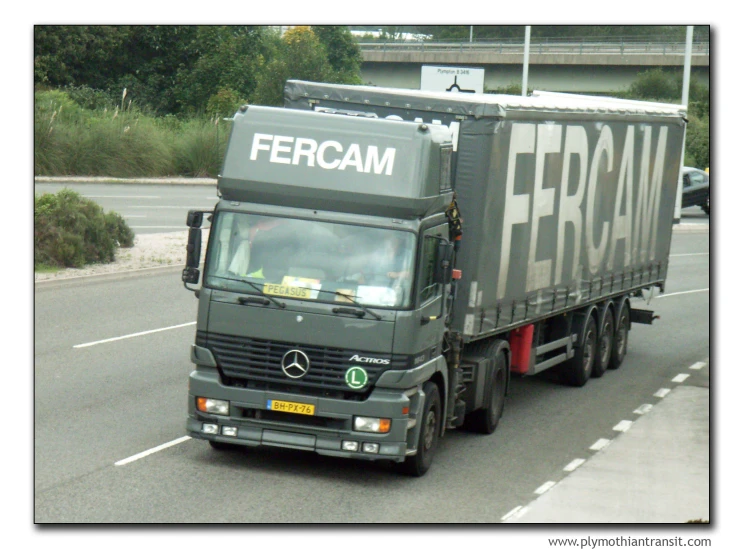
left=401, top=381, right=441, bottom=477
left=560, top=315, right=597, bottom=387
left=465, top=350, right=508, bottom=434
left=608, top=302, right=630, bottom=370
left=701, top=194, right=710, bottom=215
left=209, top=440, right=238, bottom=451
left=592, top=310, right=614, bottom=378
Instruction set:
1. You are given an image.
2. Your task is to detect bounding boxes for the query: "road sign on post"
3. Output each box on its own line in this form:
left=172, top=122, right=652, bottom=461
left=421, top=66, right=484, bottom=94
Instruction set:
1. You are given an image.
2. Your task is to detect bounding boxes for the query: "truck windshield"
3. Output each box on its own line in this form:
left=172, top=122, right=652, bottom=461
left=204, top=212, right=416, bottom=309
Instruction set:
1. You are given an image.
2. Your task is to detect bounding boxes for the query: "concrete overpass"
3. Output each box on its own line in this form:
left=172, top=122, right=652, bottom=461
left=359, top=39, right=710, bottom=93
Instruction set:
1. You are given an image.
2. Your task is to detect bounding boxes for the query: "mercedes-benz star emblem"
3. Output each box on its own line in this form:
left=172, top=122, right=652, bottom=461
left=281, top=350, right=310, bottom=379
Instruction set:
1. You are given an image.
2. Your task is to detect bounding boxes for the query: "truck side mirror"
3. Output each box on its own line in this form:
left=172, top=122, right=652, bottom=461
left=185, top=227, right=202, bottom=269
left=433, top=240, right=455, bottom=284
left=182, top=226, right=202, bottom=289
left=187, top=210, right=204, bottom=228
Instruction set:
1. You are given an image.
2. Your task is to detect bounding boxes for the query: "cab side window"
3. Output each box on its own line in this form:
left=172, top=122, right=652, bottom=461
left=419, top=235, right=439, bottom=304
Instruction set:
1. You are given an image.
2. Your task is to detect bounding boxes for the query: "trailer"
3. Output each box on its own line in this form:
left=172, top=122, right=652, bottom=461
left=183, top=81, right=686, bottom=476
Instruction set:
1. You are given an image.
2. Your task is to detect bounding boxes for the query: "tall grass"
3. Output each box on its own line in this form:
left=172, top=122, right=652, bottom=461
left=35, top=90, right=230, bottom=177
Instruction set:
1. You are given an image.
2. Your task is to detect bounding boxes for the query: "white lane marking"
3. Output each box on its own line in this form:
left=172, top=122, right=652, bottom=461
left=656, top=288, right=709, bottom=299
left=613, top=420, right=634, bottom=432
left=534, top=481, right=556, bottom=495
left=563, top=458, right=585, bottom=472
left=672, top=373, right=690, bottom=383
left=590, top=438, right=611, bottom=451
left=502, top=506, right=530, bottom=522
left=690, top=361, right=707, bottom=370
left=669, top=253, right=709, bottom=257
left=115, top=436, right=191, bottom=466
left=654, top=388, right=672, bottom=398
left=74, top=321, right=196, bottom=348
left=634, top=404, right=654, bottom=415
left=501, top=506, right=523, bottom=521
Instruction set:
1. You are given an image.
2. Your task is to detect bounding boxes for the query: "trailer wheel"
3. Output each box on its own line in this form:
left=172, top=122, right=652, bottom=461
left=466, top=350, right=508, bottom=434
left=561, top=315, right=597, bottom=387
left=400, top=381, right=441, bottom=477
left=593, top=311, right=614, bottom=378
left=609, top=302, right=630, bottom=370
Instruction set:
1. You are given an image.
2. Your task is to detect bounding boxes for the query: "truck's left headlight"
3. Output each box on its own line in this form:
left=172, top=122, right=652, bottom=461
left=196, top=397, right=229, bottom=416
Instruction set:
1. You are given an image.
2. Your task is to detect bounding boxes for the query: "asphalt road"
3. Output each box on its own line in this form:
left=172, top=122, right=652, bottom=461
left=33, top=228, right=709, bottom=523
left=33, top=182, right=218, bottom=234
left=33, top=181, right=710, bottom=236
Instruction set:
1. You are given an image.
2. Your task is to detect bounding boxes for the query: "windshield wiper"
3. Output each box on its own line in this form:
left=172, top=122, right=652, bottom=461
left=331, top=291, right=382, bottom=321
left=231, top=278, right=286, bottom=309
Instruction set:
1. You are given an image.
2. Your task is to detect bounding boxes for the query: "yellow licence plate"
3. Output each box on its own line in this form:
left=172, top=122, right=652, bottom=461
left=263, top=284, right=313, bottom=299
left=266, top=399, right=316, bottom=416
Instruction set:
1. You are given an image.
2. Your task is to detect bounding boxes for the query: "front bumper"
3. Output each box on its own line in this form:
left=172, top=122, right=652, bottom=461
left=187, top=368, right=423, bottom=462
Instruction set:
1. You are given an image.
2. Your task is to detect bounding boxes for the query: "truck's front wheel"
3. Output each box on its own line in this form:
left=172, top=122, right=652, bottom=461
left=401, top=381, right=441, bottom=477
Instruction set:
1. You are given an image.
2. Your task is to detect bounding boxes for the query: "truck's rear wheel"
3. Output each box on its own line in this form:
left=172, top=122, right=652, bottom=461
left=465, top=350, right=507, bottom=434
left=560, top=315, right=597, bottom=387
left=592, top=311, right=614, bottom=378
left=400, top=381, right=441, bottom=477
left=609, top=302, right=630, bottom=370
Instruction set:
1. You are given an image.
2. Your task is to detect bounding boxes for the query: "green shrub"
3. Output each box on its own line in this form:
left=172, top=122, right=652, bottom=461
left=34, top=189, right=135, bottom=269
left=206, top=87, right=244, bottom=118
left=171, top=117, right=230, bottom=177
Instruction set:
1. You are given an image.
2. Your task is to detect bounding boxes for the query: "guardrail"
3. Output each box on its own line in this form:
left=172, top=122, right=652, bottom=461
left=359, top=39, right=710, bottom=56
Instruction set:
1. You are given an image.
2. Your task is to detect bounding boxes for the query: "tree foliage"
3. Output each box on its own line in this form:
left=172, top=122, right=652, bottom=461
left=251, top=26, right=361, bottom=106
left=620, top=68, right=709, bottom=169
left=34, top=25, right=363, bottom=115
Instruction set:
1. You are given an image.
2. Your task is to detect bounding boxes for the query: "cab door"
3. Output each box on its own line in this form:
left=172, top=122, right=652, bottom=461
left=413, top=224, right=450, bottom=358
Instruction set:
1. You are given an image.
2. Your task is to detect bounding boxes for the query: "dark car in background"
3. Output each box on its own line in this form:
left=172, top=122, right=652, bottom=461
left=682, top=167, right=710, bottom=215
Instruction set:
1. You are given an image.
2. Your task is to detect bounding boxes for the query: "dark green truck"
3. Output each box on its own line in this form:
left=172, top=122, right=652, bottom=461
left=184, top=82, right=686, bottom=476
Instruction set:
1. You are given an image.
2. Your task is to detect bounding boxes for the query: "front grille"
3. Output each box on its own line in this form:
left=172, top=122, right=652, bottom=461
left=197, top=331, right=408, bottom=397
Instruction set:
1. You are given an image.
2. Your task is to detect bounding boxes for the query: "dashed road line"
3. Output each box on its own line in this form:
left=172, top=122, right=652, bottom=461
left=501, top=506, right=524, bottom=521
left=613, top=420, right=634, bottom=432
left=74, top=321, right=196, bottom=348
left=655, top=288, right=709, bottom=299
left=114, top=436, right=192, bottom=466
left=633, top=404, right=654, bottom=415
left=590, top=438, right=611, bottom=451
left=672, top=373, right=690, bottom=383
left=534, top=481, right=556, bottom=495
left=654, top=388, right=672, bottom=398
left=690, top=361, right=707, bottom=370
left=563, top=458, right=585, bottom=472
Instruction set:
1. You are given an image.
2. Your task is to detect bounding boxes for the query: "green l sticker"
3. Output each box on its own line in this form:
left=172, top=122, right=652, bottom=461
left=345, top=366, right=368, bottom=389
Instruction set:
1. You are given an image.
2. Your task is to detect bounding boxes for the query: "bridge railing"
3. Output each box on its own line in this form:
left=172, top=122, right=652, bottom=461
left=359, top=38, right=710, bottom=56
